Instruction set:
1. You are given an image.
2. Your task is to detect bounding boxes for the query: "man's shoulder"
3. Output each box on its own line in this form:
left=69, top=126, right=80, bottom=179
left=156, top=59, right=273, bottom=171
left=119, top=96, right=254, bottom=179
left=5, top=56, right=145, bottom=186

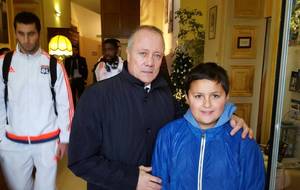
left=90, top=74, right=123, bottom=91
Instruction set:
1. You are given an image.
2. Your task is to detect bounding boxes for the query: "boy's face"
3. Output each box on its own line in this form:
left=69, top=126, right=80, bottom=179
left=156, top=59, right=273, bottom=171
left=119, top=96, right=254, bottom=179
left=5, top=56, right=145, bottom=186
left=186, top=79, right=229, bottom=129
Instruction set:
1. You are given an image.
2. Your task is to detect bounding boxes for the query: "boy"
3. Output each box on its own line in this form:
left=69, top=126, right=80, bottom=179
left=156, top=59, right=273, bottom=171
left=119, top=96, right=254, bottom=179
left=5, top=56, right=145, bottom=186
left=152, top=62, right=265, bottom=190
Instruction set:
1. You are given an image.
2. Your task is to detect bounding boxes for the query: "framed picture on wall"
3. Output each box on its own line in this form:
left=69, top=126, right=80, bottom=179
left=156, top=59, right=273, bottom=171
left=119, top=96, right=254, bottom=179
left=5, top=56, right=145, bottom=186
left=237, top=36, right=252, bottom=48
left=231, top=26, right=257, bottom=59
left=168, top=0, right=174, bottom=33
left=208, top=5, right=217, bottom=39
left=0, top=0, right=9, bottom=44
left=289, top=71, right=298, bottom=91
left=164, top=0, right=168, bottom=23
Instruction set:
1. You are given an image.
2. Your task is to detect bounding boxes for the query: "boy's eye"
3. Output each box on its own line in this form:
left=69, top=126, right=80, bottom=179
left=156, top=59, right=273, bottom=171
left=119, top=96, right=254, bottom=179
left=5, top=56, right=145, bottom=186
left=194, top=94, right=203, bottom=99
left=212, top=94, right=220, bottom=98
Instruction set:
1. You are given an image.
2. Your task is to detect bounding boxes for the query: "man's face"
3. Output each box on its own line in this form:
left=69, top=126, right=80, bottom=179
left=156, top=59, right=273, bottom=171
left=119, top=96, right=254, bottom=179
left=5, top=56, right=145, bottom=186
left=186, top=79, right=228, bottom=129
left=73, top=48, right=79, bottom=56
left=126, top=30, right=164, bottom=85
left=15, top=23, right=40, bottom=54
left=103, top=43, right=117, bottom=60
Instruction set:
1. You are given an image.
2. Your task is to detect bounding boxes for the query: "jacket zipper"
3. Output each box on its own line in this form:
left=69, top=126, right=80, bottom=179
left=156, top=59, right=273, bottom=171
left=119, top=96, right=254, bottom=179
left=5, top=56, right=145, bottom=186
left=197, top=133, right=206, bottom=190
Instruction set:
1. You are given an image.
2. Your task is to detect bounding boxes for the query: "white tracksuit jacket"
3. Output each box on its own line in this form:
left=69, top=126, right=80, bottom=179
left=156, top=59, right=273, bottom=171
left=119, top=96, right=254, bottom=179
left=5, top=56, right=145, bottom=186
left=0, top=46, right=74, bottom=146
left=94, top=56, right=123, bottom=81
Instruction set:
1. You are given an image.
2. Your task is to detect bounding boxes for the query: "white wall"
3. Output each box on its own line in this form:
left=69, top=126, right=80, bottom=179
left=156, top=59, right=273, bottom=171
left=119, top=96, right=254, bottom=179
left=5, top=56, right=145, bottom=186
left=71, top=2, right=101, bottom=85
left=71, top=2, right=101, bottom=42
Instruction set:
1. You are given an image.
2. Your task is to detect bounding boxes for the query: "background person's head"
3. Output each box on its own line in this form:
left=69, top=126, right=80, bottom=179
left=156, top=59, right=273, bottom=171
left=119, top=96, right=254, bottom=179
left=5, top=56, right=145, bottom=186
left=102, top=39, right=118, bottom=60
left=14, top=12, right=41, bottom=54
left=0, top=47, right=10, bottom=56
left=112, top=38, right=121, bottom=56
left=184, top=62, right=229, bottom=129
left=126, top=25, right=165, bottom=85
left=72, top=46, right=79, bottom=56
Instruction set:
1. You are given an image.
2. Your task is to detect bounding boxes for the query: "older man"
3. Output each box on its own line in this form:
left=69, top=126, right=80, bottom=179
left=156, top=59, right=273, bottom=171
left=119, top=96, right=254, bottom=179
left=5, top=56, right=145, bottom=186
left=68, top=25, right=250, bottom=190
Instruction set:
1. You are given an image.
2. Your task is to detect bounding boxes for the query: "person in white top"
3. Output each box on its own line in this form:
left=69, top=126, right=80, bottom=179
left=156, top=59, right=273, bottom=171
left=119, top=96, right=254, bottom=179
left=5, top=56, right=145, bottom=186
left=0, top=12, right=74, bottom=190
left=93, top=39, right=123, bottom=82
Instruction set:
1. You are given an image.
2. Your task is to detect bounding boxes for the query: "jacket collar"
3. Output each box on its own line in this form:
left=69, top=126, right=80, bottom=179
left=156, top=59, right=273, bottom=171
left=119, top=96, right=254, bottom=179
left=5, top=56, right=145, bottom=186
left=120, top=61, right=169, bottom=90
left=184, top=102, right=236, bottom=136
left=16, top=43, right=41, bottom=57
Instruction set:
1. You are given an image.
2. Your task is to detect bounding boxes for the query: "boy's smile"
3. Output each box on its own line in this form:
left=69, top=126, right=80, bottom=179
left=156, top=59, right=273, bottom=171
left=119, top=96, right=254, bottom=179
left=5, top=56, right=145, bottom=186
left=186, top=79, right=229, bottom=129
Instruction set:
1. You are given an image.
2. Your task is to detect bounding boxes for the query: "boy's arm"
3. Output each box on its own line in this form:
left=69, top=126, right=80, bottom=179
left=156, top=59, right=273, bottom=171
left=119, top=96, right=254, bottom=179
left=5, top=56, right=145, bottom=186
left=239, top=139, right=265, bottom=190
left=152, top=128, right=171, bottom=189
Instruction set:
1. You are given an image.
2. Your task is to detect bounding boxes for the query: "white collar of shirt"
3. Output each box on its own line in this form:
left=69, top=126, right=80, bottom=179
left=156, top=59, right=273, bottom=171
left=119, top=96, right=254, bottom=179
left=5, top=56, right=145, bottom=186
left=16, top=43, right=41, bottom=57
left=144, top=84, right=151, bottom=93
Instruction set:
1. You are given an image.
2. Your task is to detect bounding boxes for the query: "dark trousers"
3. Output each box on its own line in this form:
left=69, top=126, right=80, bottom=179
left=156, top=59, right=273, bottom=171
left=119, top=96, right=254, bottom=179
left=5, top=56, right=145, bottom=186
left=71, top=78, right=85, bottom=106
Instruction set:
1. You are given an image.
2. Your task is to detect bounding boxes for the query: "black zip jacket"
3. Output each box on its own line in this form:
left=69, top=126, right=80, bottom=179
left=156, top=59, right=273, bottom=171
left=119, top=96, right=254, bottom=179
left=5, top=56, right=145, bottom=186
left=64, top=55, right=88, bottom=80
left=68, top=65, right=175, bottom=190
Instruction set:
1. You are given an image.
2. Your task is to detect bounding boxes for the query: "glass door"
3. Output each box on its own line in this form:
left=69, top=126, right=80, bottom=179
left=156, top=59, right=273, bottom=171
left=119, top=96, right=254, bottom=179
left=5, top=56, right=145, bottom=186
left=268, top=0, right=300, bottom=189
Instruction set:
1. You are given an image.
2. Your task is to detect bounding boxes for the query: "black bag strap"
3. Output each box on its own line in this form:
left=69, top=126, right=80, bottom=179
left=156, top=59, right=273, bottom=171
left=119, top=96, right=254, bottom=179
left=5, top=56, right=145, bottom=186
left=49, top=55, right=58, bottom=116
left=2, top=51, right=13, bottom=125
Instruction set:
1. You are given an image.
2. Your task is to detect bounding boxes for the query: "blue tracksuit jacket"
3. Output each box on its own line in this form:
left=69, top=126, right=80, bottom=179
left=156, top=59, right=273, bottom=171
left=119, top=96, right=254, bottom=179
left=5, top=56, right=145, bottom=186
left=152, top=103, right=265, bottom=190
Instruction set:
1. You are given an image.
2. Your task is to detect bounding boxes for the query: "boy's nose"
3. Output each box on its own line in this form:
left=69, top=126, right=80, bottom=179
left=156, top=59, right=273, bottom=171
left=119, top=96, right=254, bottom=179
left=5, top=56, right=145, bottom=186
left=203, top=98, right=211, bottom=108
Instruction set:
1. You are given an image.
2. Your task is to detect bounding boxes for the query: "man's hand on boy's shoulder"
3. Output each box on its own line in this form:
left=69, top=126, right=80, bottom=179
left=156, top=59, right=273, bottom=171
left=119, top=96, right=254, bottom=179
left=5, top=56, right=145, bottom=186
left=229, top=115, right=254, bottom=139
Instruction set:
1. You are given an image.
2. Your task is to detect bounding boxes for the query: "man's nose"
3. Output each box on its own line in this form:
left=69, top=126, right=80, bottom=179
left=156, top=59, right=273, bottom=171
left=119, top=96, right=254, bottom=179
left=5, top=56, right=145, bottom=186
left=145, top=55, right=154, bottom=67
left=24, top=34, right=30, bottom=43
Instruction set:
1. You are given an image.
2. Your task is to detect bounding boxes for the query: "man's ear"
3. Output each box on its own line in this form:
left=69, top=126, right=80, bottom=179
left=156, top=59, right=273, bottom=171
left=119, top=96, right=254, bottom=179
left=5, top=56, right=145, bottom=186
left=126, top=48, right=130, bottom=60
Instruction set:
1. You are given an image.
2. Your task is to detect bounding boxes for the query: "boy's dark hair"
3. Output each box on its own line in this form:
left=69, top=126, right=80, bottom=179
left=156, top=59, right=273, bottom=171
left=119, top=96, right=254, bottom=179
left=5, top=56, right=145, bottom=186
left=185, top=62, right=230, bottom=95
left=14, top=12, right=41, bottom=33
left=103, top=38, right=119, bottom=49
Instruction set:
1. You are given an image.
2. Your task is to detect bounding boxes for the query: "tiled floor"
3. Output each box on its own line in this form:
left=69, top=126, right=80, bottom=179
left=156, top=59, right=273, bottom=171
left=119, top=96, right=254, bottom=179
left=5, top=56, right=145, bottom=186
left=1, top=156, right=86, bottom=190
left=57, top=156, right=86, bottom=190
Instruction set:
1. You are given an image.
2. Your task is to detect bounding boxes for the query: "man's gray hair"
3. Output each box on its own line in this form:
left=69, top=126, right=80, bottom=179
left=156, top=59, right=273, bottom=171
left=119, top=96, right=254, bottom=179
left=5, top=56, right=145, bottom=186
left=127, top=25, right=165, bottom=50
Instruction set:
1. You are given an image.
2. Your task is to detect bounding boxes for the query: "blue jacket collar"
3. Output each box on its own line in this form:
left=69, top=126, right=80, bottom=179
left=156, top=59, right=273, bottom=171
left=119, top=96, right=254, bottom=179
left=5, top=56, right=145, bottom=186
left=184, top=102, right=236, bottom=132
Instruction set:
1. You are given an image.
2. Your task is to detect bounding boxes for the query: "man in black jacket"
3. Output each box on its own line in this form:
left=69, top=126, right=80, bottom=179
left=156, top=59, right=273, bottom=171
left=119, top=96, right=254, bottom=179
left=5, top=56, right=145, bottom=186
left=68, top=26, right=251, bottom=190
left=64, top=46, right=88, bottom=105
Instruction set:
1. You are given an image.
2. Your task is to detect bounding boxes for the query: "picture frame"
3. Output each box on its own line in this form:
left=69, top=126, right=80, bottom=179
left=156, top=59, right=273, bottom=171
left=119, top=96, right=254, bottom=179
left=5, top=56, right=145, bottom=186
left=237, top=36, right=251, bottom=48
left=164, top=0, right=168, bottom=23
left=208, top=6, right=217, bottom=39
left=167, top=0, right=174, bottom=33
left=0, top=0, right=9, bottom=44
left=289, top=71, right=298, bottom=92
left=231, top=26, right=256, bottom=59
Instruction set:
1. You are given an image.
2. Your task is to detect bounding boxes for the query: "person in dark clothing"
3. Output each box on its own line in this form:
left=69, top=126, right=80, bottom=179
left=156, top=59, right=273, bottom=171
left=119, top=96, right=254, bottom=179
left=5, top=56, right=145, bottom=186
left=68, top=25, right=252, bottom=190
left=93, top=38, right=123, bottom=82
left=64, top=46, right=88, bottom=105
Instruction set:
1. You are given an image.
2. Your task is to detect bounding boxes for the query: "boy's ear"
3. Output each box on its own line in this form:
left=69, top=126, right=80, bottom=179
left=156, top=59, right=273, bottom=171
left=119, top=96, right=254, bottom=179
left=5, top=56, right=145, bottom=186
left=185, top=94, right=189, bottom=105
left=226, top=94, right=230, bottom=101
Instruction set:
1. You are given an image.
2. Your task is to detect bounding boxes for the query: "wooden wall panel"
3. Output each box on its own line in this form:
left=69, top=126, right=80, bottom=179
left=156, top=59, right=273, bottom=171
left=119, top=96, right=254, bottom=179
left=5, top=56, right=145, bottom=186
left=234, top=0, right=262, bottom=18
left=235, top=103, right=252, bottom=126
left=230, top=65, right=255, bottom=97
left=231, top=26, right=257, bottom=59
left=101, top=0, right=140, bottom=38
